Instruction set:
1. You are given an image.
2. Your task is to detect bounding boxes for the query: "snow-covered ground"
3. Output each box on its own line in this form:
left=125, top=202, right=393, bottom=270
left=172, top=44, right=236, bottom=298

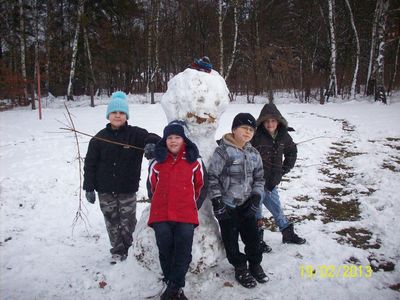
left=1, top=95, right=399, bottom=299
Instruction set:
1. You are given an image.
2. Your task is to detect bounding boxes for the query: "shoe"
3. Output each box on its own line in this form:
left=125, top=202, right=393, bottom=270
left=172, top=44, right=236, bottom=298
left=249, top=264, right=269, bottom=283
left=282, top=224, right=306, bottom=244
left=177, top=289, right=188, bottom=300
left=234, top=266, right=257, bottom=288
left=258, top=229, right=272, bottom=253
left=161, top=285, right=188, bottom=300
left=260, top=240, right=272, bottom=253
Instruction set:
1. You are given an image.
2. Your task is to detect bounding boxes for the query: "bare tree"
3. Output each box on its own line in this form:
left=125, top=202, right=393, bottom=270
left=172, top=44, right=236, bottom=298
left=344, top=0, right=360, bottom=99
left=67, top=0, right=85, bottom=101
left=218, top=0, right=225, bottom=76
left=33, top=0, right=41, bottom=110
left=43, top=0, right=52, bottom=97
left=146, top=0, right=160, bottom=104
left=327, top=0, right=337, bottom=100
left=224, top=0, right=239, bottom=81
left=374, top=0, right=389, bottom=103
left=366, top=0, right=380, bottom=96
left=19, top=0, right=28, bottom=103
left=83, top=27, right=95, bottom=88
left=388, top=37, right=400, bottom=94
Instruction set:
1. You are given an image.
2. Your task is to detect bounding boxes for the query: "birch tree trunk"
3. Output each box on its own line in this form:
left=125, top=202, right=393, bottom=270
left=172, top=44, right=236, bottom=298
left=146, top=0, right=159, bottom=104
left=19, top=0, right=28, bottom=104
left=366, top=0, right=381, bottom=96
left=43, top=0, right=51, bottom=97
left=224, top=0, right=238, bottom=81
left=152, top=0, right=160, bottom=104
left=67, top=0, right=84, bottom=101
left=327, top=0, right=337, bottom=101
left=218, top=0, right=224, bottom=76
left=253, top=0, right=261, bottom=97
left=146, top=3, right=153, bottom=96
left=344, top=0, right=360, bottom=99
left=33, top=0, right=40, bottom=110
left=388, top=37, right=400, bottom=94
left=83, top=26, right=96, bottom=87
left=374, top=0, right=389, bottom=104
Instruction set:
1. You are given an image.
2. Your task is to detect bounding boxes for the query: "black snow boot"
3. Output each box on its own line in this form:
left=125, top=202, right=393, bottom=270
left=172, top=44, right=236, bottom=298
left=282, top=224, right=306, bottom=244
left=161, top=286, right=188, bottom=300
left=258, top=228, right=272, bottom=253
left=234, top=266, right=257, bottom=288
left=249, top=264, right=269, bottom=283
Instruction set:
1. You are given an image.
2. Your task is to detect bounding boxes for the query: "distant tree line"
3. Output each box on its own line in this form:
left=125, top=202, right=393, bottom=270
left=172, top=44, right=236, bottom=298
left=0, top=0, right=399, bottom=107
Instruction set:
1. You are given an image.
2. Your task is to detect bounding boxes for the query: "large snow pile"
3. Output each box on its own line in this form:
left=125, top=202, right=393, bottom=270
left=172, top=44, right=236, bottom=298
left=133, top=68, right=230, bottom=274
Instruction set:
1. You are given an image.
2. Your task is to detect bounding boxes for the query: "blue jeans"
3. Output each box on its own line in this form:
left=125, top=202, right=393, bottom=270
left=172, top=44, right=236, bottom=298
left=256, top=187, right=290, bottom=232
left=152, top=222, right=194, bottom=288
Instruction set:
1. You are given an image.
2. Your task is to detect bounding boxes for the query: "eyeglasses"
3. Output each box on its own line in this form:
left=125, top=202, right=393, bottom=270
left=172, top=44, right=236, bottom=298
left=239, top=126, right=255, bottom=132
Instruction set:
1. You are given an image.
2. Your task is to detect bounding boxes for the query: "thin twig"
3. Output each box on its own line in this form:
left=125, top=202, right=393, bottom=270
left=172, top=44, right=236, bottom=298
left=59, top=127, right=144, bottom=151
left=296, top=136, right=336, bottom=145
left=63, top=103, right=89, bottom=234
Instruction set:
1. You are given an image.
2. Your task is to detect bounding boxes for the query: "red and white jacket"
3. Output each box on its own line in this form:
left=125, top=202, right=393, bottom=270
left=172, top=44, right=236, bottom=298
left=148, top=144, right=205, bottom=226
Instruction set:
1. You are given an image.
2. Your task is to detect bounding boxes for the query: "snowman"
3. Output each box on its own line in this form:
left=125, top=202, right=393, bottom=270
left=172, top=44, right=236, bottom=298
left=133, top=60, right=230, bottom=276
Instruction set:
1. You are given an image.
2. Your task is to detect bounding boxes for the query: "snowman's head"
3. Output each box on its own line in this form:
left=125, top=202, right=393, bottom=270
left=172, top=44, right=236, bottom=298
left=161, top=68, right=230, bottom=137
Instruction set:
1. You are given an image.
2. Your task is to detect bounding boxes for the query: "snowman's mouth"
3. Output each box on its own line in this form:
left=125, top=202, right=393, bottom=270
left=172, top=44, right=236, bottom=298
left=187, top=112, right=216, bottom=124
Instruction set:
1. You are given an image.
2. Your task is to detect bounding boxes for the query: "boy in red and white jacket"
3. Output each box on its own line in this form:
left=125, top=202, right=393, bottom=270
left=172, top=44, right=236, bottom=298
left=148, top=120, right=205, bottom=300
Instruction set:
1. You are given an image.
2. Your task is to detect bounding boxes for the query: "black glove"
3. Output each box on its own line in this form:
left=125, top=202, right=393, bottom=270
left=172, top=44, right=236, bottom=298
left=86, top=191, right=96, bottom=204
left=144, top=143, right=156, bottom=160
left=211, top=197, right=230, bottom=221
left=241, top=194, right=261, bottom=218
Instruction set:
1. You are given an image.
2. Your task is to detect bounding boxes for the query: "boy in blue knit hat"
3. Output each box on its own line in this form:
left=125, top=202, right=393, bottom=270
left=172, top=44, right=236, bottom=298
left=83, top=91, right=160, bottom=264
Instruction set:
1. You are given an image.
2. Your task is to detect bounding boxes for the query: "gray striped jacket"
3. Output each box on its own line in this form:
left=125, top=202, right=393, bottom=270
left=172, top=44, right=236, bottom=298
left=207, top=133, right=265, bottom=207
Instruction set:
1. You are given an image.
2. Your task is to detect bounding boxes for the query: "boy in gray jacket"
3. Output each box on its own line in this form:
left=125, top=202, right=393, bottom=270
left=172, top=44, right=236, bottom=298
left=208, top=113, right=268, bottom=288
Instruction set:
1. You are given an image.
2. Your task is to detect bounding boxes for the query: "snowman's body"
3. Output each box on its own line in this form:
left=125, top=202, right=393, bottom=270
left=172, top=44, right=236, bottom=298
left=133, top=68, right=230, bottom=274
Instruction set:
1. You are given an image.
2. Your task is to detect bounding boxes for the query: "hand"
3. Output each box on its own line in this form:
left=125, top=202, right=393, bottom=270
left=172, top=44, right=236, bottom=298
left=211, top=197, right=230, bottom=221
left=144, top=143, right=156, bottom=160
left=241, top=194, right=261, bottom=218
left=86, top=191, right=96, bottom=204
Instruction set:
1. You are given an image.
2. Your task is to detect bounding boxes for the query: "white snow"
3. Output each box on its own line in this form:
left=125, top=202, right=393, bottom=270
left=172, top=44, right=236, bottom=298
left=1, top=94, right=400, bottom=299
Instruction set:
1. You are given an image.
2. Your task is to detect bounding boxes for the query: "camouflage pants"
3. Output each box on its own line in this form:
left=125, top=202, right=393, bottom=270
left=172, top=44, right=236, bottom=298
left=98, top=192, right=137, bottom=255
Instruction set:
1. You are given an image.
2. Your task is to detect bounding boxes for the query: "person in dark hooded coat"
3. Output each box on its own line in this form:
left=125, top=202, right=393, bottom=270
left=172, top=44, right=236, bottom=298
left=251, top=103, right=306, bottom=250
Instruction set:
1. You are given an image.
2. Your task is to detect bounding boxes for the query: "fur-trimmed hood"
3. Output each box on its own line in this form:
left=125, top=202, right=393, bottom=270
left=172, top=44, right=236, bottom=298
left=256, top=103, right=288, bottom=128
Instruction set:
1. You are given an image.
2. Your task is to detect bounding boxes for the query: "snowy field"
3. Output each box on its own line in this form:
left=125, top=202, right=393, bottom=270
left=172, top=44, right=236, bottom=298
left=1, top=95, right=399, bottom=299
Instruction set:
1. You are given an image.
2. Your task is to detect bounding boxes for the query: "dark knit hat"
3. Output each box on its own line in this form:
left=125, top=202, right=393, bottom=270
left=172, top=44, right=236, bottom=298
left=195, top=56, right=213, bottom=72
left=163, top=120, right=188, bottom=139
left=156, top=120, right=200, bottom=163
left=231, top=113, right=257, bottom=130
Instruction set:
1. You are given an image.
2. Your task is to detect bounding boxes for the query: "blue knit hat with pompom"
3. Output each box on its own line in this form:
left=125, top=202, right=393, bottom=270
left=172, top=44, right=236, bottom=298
left=106, top=91, right=129, bottom=120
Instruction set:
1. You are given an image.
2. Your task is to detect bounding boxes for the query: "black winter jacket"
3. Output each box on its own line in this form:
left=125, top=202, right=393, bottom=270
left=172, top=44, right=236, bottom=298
left=83, top=123, right=160, bottom=194
left=251, top=104, right=297, bottom=191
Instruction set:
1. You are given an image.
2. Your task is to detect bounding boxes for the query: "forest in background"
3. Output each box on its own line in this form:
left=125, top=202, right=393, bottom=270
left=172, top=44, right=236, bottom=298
left=0, top=0, right=399, bottom=107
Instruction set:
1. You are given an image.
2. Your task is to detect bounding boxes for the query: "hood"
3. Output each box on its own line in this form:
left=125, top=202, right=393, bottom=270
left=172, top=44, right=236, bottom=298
left=256, top=103, right=288, bottom=128
left=155, top=136, right=200, bottom=163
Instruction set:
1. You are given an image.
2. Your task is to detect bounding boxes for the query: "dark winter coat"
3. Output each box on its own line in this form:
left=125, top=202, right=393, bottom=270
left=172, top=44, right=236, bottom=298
left=83, top=123, right=160, bottom=194
left=148, top=142, right=205, bottom=227
left=251, top=104, right=297, bottom=191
